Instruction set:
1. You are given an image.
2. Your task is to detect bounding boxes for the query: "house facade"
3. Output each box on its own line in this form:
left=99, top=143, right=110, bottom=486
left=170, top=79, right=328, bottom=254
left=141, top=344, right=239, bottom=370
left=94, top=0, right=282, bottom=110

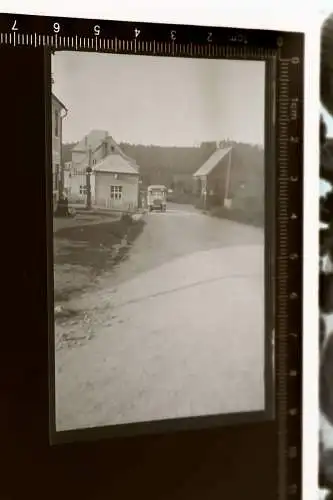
left=193, top=146, right=233, bottom=209
left=51, top=93, right=67, bottom=209
left=193, top=142, right=265, bottom=213
left=67, top=130, right=139, bottom=211
left=68, top=130, right=139, bottom=204
left=92, top=154, right=140, bottom=211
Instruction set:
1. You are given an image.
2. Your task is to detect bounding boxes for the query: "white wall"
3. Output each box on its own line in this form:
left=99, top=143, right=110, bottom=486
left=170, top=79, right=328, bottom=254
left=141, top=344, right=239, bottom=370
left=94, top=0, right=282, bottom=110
left=95, top=173, right=139, bottom=211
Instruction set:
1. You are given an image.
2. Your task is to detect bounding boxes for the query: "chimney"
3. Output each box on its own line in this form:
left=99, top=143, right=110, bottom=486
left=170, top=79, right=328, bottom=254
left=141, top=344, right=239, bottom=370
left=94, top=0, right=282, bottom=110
left=84, top=135, right=88, bottom=148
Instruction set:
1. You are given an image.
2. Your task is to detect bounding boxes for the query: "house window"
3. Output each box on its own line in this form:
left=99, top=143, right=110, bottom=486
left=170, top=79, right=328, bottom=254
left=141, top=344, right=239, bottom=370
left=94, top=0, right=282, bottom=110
left=93, top=159, right=97, bottom=165
left=80, top=185, right=88, bottom=195
left=110, top=185, right=122, bottom=200
left=110, top=146, right=115, bottom=152
left=54, top=110, right=59, bottom=137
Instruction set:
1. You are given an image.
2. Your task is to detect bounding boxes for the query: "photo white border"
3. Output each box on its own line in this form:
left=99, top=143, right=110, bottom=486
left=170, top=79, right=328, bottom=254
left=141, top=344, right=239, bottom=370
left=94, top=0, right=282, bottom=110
left=0, top=0, right=320, bottom=498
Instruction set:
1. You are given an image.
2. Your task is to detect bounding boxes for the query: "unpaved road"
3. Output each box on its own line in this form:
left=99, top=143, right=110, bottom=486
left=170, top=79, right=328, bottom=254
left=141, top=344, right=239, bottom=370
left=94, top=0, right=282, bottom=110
left=55, top=203, right=265, bottom=432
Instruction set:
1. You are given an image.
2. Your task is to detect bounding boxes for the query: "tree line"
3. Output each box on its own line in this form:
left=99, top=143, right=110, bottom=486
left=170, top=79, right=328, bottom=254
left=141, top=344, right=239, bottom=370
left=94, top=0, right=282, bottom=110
left=62, top=140, right=264, bottom=197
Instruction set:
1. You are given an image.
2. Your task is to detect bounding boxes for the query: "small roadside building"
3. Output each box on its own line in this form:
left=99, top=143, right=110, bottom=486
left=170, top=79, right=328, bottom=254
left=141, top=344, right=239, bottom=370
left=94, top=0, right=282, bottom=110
left=92, top=153, right=140, bottom=212
left=193, top=146, right=233, bottom=209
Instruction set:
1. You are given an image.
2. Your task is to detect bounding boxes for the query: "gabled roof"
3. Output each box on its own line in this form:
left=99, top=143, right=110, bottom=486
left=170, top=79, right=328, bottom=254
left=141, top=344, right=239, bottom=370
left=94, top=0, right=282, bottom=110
left=72, top=130, right=108, bottom=152
left=103, top=136, right=139, bottom=170
left=51, top=93, right=67, bottom=111
left=193, top=147, right=232, bottom=178
left=93, top=154, right=139, bottom=175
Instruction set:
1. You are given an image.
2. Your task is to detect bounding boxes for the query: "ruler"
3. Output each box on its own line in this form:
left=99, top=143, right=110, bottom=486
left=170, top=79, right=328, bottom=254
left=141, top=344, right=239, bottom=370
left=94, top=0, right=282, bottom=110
left=0, top=12, right=304, bottom=499
left=276, top=34, right=303, bottom=500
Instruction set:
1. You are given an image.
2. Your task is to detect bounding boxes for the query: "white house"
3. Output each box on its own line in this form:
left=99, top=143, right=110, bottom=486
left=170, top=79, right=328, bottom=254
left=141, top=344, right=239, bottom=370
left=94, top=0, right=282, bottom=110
left=68, top=130, right=139, bottom=204
left=93, top=154, right=140, bottom=211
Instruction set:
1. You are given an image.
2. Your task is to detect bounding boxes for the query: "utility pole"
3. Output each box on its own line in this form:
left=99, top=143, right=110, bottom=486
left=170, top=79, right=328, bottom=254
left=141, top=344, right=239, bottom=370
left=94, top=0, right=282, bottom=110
left=202, top=177, right=207, bottom=211
left=224, top=148, right=232, bottom=208
left=86, top=148, right=92, bottom=210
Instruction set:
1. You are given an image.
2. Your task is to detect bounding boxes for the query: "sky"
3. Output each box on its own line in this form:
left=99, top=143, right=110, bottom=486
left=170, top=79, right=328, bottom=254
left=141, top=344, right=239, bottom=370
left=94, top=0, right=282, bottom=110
left=52, top=51, right=265, bottom=147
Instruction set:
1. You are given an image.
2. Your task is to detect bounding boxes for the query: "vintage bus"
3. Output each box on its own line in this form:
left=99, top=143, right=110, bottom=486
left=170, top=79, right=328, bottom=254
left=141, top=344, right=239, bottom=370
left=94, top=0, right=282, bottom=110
left=147, top=185, right=167, bottom=212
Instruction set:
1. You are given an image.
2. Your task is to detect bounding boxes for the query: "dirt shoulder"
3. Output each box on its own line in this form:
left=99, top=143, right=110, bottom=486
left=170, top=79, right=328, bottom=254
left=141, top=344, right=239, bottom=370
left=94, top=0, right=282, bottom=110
left=53, top=213, right=145, bottom=306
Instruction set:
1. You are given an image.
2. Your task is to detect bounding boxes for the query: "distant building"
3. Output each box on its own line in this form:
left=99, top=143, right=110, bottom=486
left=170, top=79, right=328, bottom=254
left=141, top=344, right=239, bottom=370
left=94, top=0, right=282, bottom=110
left=193, top=145, right=233, bottom=209
left=51, top=93, right=67, bottom=209
left=68, top=130, right=139, bottom=211
left=171, top=173, right=195, bottom=193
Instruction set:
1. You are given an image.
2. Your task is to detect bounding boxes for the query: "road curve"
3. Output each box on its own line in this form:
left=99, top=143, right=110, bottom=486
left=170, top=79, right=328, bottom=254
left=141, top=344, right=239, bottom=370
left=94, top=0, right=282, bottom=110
left=55, top=203, right=265, bottom=431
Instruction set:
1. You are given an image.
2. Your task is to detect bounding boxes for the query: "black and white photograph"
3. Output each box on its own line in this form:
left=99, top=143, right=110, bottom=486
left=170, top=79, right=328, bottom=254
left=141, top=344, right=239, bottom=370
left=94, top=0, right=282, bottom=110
left=50, top=50, right=267, bottom=434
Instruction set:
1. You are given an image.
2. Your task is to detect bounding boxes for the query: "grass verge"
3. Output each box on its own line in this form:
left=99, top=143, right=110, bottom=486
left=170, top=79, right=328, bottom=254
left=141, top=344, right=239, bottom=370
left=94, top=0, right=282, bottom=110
left=209, top=205, right=264, bottom=229
left=53, top=215, right=145, bottom=303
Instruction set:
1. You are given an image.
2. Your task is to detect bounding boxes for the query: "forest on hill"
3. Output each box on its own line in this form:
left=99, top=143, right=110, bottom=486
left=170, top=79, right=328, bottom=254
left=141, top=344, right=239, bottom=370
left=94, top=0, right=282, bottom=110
left=119, top=141, right=264, bottom=191
left=62, top=140, right=264, bottom=200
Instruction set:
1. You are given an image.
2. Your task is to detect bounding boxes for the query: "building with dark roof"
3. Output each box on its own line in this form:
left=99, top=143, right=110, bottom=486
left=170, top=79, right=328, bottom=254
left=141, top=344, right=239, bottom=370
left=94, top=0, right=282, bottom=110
left=193, top=146, right=233, bottom=209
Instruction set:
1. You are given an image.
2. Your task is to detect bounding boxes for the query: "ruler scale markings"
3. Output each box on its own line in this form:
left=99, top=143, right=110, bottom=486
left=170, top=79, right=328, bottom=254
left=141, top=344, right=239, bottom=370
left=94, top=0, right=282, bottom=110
left=0, top=28, right=301, bottom=494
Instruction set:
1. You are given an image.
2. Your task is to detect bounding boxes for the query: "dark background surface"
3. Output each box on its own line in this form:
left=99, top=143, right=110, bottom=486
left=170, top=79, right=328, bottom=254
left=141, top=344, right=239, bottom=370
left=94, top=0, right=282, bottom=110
left=0, top=45, right=279, bottom=500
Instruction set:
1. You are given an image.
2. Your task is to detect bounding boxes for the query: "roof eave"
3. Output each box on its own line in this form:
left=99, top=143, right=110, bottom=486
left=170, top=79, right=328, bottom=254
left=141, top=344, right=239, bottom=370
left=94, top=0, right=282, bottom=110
left=52, top=93, right=67, bottom=112
left=94, top=169, right=139, bottom=175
